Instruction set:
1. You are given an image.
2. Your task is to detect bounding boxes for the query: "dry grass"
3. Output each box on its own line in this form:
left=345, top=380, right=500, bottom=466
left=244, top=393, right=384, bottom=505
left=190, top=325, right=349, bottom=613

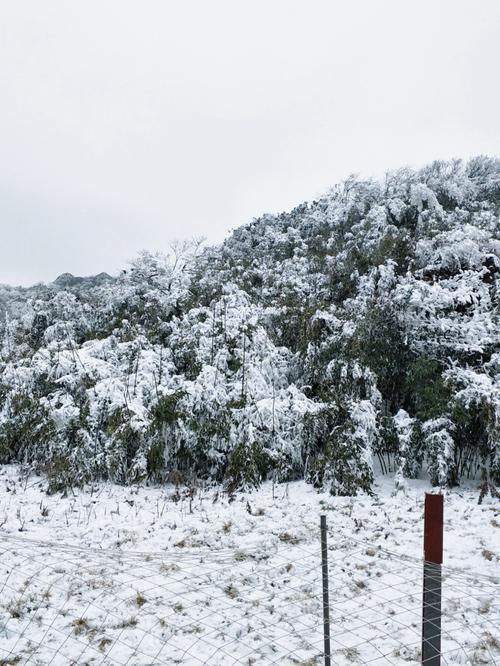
left=278, top=532, right=301, bottom=545
left=224, top=584, right=239, bottom=599
left=71, top=617, right=92, bottom=636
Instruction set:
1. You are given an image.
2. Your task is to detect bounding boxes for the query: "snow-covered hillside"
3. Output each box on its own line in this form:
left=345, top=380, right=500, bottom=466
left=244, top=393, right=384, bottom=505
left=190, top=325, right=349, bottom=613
left=0, top=157, right=499, bottom=496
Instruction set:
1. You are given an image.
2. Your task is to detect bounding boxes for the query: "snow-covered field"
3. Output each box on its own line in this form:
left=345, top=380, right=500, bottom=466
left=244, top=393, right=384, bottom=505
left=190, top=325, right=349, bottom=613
left=0, top=467, right=498, bottom=665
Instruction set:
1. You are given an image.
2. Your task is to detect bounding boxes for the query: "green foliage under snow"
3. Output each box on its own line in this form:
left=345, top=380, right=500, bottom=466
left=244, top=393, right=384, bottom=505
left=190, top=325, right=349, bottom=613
left=0, top=156, right=499, bottom=494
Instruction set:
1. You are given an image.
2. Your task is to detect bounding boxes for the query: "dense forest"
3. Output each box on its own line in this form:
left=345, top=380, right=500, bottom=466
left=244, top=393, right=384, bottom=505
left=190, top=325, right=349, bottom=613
left=0, top=157, right=499, bottom=495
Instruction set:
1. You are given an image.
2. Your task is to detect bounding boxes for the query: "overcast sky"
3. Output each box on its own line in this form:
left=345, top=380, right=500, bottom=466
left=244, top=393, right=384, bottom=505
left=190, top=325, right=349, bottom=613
left=1, top=1, right=499, bottom=286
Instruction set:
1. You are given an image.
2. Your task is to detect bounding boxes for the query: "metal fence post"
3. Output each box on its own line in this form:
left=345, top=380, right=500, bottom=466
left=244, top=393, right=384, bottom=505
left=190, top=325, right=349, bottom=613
left=422, top=493, right=443, bottom=665
left=320, top=514, right=331, bottom=666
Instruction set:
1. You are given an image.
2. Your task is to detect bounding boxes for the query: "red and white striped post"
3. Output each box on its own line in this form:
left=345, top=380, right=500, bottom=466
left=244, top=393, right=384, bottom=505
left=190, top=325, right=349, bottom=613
left=422, top=493, right=443, bottom=665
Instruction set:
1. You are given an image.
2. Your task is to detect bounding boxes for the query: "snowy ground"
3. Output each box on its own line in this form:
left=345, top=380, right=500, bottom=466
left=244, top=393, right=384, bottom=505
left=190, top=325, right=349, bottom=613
left=0, top=466, right=498, bottom=665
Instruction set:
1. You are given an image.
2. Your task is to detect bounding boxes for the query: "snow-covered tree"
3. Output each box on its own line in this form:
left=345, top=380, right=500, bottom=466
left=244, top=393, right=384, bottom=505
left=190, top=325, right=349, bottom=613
left=0, top=157, right=498, bottom=495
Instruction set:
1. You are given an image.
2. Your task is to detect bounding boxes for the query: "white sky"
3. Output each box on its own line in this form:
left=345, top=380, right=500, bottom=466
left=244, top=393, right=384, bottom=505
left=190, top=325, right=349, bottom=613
left=1, top=0, right=499, bottom=286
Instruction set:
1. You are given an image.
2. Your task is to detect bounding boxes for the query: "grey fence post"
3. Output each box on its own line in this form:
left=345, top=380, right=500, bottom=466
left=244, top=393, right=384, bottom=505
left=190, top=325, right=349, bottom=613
left=422, top=494, right=443, bottom=665
left=320, top=514, right=331, bottom=666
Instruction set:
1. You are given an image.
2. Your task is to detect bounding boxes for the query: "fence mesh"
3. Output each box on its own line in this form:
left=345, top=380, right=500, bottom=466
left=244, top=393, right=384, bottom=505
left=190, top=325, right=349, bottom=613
left=0, top=528, right=498, bottom=665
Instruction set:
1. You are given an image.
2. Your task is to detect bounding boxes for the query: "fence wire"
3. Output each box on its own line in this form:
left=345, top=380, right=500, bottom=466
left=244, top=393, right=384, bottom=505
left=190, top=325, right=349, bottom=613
left=0, top=528, right=498, bottom=665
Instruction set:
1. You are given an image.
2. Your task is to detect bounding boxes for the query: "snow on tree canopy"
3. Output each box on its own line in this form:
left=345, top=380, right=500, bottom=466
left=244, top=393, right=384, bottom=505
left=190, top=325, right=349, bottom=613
left=0, top=156, right=498, bottom=494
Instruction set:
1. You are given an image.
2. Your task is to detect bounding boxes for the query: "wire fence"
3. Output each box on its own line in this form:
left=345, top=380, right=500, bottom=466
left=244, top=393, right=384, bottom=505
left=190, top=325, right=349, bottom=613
left=0, top=523, right=499, bottom=665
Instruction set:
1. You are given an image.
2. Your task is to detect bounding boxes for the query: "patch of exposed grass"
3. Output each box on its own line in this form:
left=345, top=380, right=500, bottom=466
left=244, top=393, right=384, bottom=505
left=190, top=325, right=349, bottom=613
left=134, top=593, right=147, bottom=608
left=98, top=638, right=112, bottom=652
left=112, top=617, right=138, bottom=630
left=224, top=584, right=239, bottom=599
left=278, top=532, right=301, bottom=545
left=71, top=617, right=91, bottom=636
